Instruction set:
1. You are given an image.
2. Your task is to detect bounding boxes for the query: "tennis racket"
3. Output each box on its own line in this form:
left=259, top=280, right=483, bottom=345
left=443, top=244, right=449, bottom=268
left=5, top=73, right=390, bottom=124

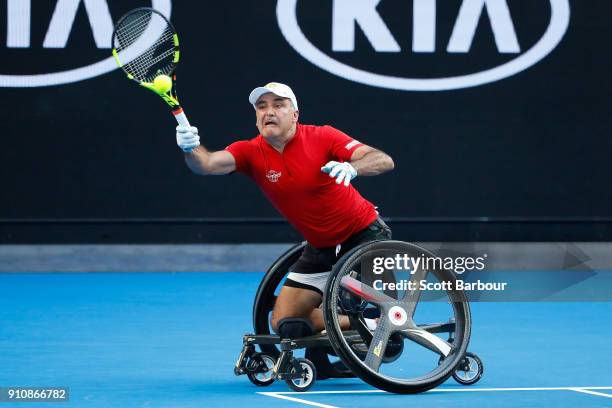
left=112, top=7, right=190, bottom=127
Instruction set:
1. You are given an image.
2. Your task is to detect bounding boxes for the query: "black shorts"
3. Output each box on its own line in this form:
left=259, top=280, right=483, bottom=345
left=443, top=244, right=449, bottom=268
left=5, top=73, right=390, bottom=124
left=284, top=217, right=392, bottom=295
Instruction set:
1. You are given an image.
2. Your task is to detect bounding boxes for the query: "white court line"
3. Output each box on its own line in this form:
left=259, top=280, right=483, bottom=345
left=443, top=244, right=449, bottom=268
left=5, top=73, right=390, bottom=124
left=570, top=388, right=612, bottom=399
left=265, top=386, right=612, bottom=395
left=258, top=386, right=612, bottom=407
left=258, top=392, right=339, bottom=408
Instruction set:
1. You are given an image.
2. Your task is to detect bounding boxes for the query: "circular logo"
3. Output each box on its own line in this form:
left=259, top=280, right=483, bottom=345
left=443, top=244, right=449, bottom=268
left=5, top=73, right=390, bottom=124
left=0, top=0, right=171, bottom=88
left=276, top=0, right=570, bottom=91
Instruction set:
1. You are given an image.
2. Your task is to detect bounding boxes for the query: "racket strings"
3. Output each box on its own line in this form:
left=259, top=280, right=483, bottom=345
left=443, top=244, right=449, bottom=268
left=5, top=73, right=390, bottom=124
left=114, top=13, right=154, bottom=48
left=124, top=32, right=175, bottom=81
left=121, top=30, right=172, bottom=66
left=126, top=45, right=175, bottom=82
left=115, top=22, right=172, bottom=52
left=114, top=11, right=164, bottom=48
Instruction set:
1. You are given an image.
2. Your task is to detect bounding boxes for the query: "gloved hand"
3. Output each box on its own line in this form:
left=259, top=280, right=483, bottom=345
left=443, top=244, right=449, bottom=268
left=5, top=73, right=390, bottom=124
left=321, top=161, right=357, bottom=187
left=176, top=125, right=200, bottom=152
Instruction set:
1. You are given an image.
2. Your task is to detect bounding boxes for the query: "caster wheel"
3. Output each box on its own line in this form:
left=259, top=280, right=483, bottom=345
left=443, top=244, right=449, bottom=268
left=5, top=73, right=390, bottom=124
left=285, top=358, right=317, bottom=392
left=452, top=352, right=483, bottom=385
left=247, top=352, right=276, bottom=386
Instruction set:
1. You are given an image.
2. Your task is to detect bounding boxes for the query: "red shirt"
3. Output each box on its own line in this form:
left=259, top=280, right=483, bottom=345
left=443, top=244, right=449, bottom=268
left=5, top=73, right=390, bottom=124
left=226, top=124, right=378, bottom=248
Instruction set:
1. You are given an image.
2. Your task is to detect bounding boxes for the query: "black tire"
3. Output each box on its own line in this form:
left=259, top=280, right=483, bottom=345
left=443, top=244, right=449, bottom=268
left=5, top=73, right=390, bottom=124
left=285, top=358, right=317, bottom=392
left=323, top=240, right=472, bottom=394
left=452, top=352, right=483, bottom=385
left=246, top=353, right=277, bottom=387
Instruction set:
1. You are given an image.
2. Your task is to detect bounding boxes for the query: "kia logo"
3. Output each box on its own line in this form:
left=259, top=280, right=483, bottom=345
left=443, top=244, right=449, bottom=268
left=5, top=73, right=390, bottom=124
left=277, top=0, right=571, bottom=91
left=0, top=0, right=171, bottom=88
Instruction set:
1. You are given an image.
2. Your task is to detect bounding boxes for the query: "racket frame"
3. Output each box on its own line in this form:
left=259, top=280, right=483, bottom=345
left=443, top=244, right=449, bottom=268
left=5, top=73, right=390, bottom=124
left=112, top=7, right=190, bottom=127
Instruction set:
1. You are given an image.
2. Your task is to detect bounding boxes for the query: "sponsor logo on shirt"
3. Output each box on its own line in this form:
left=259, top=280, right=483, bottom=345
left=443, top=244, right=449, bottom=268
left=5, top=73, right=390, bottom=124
left=345, top=140, right=360, bottom=150
left=266, top=170, right=282, bottom=182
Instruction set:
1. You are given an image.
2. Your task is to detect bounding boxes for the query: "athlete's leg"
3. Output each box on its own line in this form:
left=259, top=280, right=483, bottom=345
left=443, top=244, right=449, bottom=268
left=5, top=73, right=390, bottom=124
left=271, top=286, right=349, bottom=332
left=308, top=306, right=349, bottom=331
left=272, top=244, right=336, bottom=333
left=271, top=286, right=321, bottom=332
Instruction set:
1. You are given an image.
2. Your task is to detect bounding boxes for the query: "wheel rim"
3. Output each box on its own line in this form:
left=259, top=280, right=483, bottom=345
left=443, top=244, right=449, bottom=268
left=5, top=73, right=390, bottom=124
left=292, top=362, right=313, bottom=387
left=455, top=356, right=479, bottom=381
left=254, top=355, right=275, bottom=382
left=324, top=241, right=471, bottom=391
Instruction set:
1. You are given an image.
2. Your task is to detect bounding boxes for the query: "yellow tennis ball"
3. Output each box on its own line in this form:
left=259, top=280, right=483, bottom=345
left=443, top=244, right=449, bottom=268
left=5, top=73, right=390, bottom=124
left=153, top=75, right=172, bottom=93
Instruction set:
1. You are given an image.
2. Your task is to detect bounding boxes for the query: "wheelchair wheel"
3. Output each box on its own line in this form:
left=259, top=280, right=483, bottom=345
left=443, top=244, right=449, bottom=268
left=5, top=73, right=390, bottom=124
left=246, top=352, right=276, bottom=387
left=285, top=358, right=317, bottom=392
left=452, top=352, right=483, bottom=385
left=323, top=240, right=472, bottom=394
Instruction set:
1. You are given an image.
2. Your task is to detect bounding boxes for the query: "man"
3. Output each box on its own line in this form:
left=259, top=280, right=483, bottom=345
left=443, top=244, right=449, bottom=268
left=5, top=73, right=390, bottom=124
left=175, top=82, right=394, bottom=339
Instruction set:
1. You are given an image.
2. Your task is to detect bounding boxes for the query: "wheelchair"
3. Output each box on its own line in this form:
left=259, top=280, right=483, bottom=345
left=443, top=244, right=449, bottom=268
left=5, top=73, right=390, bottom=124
left=234, top=240, right=483, bottom=393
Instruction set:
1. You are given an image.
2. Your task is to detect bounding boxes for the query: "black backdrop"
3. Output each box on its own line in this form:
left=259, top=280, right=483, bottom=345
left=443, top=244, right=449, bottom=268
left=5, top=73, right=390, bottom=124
left=0, top=0, right=610, bottom=242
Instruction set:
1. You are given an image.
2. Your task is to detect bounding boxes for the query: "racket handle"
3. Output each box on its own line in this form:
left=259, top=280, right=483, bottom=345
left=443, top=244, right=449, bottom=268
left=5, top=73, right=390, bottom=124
left=173, top=108, right=191, bottom=127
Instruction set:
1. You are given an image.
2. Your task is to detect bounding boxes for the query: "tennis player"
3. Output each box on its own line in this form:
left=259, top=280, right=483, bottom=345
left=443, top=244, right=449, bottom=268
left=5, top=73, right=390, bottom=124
left=176, top=82, right=394, bottom=337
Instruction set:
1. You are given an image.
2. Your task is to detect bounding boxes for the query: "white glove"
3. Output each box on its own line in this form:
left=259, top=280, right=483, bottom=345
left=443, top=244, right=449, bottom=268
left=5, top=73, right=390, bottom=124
left=321, top=161, right=357, bottom=187
left=176, top=125, right=200, bottom=152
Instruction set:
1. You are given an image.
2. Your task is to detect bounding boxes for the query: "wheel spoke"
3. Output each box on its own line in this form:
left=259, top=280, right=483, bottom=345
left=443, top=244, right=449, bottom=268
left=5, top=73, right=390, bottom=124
left=340, top=275, right=396, bottom=306
left=402, top=327, right=452, bottom=356
left=364, top=317, right=392, bottom=372
left=401, top=266, right=429, bottom=316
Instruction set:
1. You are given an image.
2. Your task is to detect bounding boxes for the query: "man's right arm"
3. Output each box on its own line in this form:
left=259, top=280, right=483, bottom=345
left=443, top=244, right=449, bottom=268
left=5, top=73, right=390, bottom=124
left=184, top=146, right=236, bottom=175
left=176, top=125, right=236, bottom=175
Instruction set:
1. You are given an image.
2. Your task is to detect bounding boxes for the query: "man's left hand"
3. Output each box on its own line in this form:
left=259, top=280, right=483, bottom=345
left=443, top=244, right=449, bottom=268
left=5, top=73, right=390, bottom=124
left=321, top=161, right=357, bottom=187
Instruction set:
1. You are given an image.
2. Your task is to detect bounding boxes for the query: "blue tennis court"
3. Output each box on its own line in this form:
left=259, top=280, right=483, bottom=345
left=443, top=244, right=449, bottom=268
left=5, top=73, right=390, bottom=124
left=2, top=1, right=611, bottom=407
left=1, top=272, right=610, bottom=408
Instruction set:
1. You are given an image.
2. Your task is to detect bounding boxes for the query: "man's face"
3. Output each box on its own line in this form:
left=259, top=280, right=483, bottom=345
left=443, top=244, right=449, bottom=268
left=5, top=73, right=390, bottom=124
left=254, top=93, right=299, bottom=139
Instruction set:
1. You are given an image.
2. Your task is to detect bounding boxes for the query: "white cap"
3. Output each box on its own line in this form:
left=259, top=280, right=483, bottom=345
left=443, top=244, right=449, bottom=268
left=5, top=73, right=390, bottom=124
left=248, top=82, right=298, bottom=110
